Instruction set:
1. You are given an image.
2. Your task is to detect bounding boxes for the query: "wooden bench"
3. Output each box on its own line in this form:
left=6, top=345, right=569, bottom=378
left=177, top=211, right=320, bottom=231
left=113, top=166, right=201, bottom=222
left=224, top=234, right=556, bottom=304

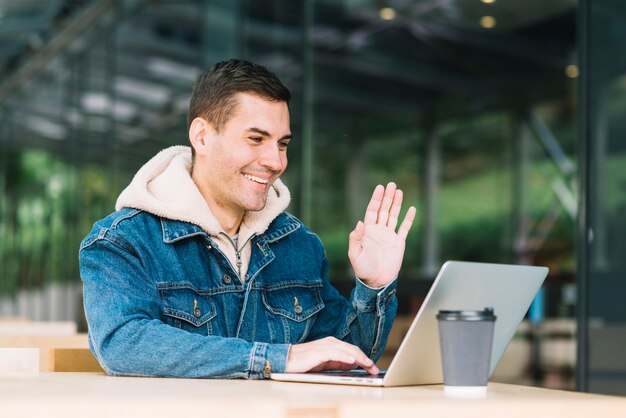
left=49, top=348, right=104, bottom=372
left=0, top=334, right=91, bottom=371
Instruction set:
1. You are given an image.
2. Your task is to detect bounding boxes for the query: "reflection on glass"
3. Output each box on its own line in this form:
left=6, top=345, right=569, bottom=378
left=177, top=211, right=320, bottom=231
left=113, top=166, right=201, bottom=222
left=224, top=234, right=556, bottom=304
left=0, top=0, right=581, bottom=390
left=585, top=8, right=626, bottom=391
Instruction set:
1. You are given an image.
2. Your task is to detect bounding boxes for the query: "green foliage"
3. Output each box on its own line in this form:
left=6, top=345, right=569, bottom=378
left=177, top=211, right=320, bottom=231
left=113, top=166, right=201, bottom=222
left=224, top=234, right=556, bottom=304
left=4, top=144, right=624, bottom=294
left=0, top=149, right=127, bottom=295
left=318, top=156, right=586, bottom=281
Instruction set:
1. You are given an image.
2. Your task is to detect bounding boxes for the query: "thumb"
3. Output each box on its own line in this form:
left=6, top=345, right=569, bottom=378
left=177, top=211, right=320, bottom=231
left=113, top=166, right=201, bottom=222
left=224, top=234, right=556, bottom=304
left=348, top=221, right=365, bottom=260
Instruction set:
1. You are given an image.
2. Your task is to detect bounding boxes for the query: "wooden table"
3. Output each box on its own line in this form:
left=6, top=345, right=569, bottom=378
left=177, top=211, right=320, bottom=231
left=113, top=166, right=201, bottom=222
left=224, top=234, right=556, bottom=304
left=0, top=334, right=90, bottom=371
left=1, top=372, right=624, bottom=418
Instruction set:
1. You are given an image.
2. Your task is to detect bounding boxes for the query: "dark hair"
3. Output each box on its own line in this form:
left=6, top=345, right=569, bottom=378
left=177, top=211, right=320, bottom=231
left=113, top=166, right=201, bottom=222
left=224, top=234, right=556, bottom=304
left=187, top=59, right=291, bottom=156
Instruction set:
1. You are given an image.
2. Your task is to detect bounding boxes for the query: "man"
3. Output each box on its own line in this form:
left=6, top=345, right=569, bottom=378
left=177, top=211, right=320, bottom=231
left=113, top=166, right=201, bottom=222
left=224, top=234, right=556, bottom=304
left=79, top=59, right=416, bottom=378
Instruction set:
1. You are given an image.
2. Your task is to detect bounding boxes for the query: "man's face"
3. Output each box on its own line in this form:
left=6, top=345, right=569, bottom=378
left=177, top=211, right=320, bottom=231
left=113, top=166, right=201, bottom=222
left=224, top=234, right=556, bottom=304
left=193, top=93, right=291, bottom=217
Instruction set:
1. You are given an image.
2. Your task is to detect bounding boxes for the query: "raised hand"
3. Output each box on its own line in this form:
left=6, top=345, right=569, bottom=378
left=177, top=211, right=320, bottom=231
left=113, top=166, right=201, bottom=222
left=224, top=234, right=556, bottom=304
left=348, top=182, right=417, bottom=288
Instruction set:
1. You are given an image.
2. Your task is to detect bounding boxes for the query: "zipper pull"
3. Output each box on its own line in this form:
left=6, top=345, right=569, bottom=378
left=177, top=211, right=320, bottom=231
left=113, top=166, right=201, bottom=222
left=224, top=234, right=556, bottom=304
left=236, top=250, right=242, bottom=277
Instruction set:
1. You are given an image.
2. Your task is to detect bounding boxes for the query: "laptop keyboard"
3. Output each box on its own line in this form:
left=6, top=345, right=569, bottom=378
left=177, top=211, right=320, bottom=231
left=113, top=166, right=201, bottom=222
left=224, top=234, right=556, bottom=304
left=313, top=370, right=386, bottom=378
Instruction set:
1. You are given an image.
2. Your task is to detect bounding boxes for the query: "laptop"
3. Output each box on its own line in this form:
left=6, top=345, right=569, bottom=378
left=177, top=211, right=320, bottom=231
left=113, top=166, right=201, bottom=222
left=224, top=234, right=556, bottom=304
left=271, top=260, right=548, bottom=386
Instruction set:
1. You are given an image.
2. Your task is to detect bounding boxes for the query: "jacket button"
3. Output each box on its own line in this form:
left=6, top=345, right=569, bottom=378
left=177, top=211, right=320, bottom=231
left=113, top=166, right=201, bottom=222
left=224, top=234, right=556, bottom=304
left=193, top=299, right=201, bottom=318
left=262, top=360, right=272, bottom=379
left=293, top=296, right=303, bottom=314
left=222, top=274, right=232, bottom=284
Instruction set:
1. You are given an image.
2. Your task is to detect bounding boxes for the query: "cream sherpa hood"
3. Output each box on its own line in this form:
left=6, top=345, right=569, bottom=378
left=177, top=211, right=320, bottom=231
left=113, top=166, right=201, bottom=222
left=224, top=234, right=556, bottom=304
left=115, top=145, right=291, bottom=279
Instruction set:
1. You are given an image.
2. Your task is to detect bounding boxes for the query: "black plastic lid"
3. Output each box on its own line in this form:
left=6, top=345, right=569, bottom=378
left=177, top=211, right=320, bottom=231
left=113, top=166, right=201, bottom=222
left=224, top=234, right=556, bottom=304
left=436, top=307, right=496, bottom=321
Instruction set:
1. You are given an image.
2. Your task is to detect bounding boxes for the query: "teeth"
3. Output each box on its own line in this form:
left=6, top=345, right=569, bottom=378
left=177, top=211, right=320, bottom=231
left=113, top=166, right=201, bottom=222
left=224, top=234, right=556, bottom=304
left=244, top=174, right=269, bottom=184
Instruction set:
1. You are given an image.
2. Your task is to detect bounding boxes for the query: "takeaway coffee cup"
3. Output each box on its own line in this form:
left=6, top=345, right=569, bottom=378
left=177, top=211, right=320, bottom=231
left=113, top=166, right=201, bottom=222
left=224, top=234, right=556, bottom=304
left=437, top=307, right=496, bottom=397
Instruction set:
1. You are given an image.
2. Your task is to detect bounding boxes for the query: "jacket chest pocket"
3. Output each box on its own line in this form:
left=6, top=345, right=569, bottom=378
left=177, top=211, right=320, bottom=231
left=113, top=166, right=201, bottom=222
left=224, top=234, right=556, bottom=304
left=158, top=283, right=217, bottom=336
left=261, top=282, right=324, bottom=344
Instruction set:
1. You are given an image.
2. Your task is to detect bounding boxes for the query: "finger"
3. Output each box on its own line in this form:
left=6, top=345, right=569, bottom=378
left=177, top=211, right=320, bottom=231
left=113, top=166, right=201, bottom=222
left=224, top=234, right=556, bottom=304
left=337, top=343, right=379, bottom=375
left=333, top=362, right=359, bottom=371
left=362, top=361, right=380, bottom=375
left=376, top=182, right=397, bottom=226
left=313, top=360, right=358, bottom=372
left=363, top=185, right=384, bottom=225
left=347, top=221, right=364, bottom=262
left=387, top=189, right=404, bottom=230
left=397, top=206, right=417, bottom=240
left=309, top=357, right=355, bottom=373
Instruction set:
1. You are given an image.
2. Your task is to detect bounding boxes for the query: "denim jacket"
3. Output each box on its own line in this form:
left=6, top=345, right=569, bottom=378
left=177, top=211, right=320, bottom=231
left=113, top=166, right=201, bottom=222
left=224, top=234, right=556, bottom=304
left=80, top=209, right=398, bottom=379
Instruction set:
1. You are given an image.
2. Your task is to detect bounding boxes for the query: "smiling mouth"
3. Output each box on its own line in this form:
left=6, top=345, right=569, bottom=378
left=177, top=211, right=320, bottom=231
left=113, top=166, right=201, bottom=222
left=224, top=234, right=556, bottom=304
left=243, top=173, right=270, bottom=185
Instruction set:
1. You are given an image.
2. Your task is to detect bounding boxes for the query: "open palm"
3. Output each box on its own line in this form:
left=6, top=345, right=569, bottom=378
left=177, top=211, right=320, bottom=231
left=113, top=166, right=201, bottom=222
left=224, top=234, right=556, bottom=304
left=348, top=183, right=417, bottom=288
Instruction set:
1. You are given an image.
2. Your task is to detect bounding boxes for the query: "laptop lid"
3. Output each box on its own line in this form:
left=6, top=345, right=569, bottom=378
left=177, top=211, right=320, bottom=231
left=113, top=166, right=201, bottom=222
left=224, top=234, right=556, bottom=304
left=382, top=261, right=548, bottom=386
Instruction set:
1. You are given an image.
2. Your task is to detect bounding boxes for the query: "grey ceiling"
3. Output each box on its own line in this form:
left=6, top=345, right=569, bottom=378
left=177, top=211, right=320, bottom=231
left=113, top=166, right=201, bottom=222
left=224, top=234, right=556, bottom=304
left=0, top=0, right=577, bottom=170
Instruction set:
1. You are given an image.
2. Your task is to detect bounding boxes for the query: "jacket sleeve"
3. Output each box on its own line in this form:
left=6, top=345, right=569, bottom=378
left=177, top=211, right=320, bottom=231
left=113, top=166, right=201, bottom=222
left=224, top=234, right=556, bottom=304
left=79, top=233, right=289, bottom=378
left=306, top=253, right=398, bottom=362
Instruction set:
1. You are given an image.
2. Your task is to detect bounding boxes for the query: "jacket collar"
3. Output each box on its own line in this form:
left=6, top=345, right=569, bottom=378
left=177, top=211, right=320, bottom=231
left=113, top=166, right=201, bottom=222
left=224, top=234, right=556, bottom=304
left=161, top=212, right=301, bottom=244
left=262, top=213, right=301, bottom=242
left=160, top=219, right=206, bottom=244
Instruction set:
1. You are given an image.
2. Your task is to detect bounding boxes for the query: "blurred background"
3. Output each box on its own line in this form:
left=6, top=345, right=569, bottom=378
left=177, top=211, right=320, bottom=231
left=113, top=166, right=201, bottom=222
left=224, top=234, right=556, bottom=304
left=0, top=0, right=624, bottom=395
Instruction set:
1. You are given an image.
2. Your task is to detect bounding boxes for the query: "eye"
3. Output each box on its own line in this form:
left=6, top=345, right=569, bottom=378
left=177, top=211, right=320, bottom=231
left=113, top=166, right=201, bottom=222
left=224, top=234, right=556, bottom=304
left=249, top=136, right=263, bottom=144
left=278, top=141, right=290, bottom=150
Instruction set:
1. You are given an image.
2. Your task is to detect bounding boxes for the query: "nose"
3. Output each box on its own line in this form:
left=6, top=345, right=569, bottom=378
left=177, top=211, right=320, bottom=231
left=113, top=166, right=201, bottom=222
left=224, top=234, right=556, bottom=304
left=259, top=142, right=285, bottom=172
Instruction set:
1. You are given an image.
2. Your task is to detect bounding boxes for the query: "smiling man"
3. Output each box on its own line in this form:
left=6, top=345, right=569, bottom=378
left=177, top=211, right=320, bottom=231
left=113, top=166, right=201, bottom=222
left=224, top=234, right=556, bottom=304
left=79, top=59, right=416, bottom=378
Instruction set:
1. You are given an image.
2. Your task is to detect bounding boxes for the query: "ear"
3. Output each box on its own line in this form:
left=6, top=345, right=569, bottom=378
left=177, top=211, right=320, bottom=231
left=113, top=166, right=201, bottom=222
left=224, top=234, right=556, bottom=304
left=188, top=117, right=216, bottom=156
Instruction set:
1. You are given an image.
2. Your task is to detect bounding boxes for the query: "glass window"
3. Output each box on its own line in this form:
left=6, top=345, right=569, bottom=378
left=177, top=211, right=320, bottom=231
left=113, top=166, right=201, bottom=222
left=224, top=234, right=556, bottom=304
left=581, top=0, right=626, bottom=395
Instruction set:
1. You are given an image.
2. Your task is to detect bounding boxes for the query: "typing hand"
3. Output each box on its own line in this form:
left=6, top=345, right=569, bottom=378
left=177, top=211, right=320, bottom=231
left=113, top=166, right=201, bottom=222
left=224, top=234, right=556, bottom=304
left=348, top=182, right=417, bottom=288
left=285, top=337, right=379, bottom=375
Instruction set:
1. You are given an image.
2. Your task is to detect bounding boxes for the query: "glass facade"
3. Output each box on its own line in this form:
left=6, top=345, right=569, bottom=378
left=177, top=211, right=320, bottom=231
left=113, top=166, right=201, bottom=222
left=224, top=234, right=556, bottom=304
left=579, top=0, right=626, bottom=395
left=8, top=0, right=626, bottom=393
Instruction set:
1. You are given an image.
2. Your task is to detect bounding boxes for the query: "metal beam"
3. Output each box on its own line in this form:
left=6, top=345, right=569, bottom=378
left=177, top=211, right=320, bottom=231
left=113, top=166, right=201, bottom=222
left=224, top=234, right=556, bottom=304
left=420, top=121, right=440, bottom=278
left=300, top=0, right=315, bottom=226
left=0, top=0, right=65, bottom=37
left=0, top=0, right=149, bottom=105
left=512, top=114, right=531, bottom=264
left=527, top=111, right=576, bottom=176
left=314, top=51, right=489, bottom=96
